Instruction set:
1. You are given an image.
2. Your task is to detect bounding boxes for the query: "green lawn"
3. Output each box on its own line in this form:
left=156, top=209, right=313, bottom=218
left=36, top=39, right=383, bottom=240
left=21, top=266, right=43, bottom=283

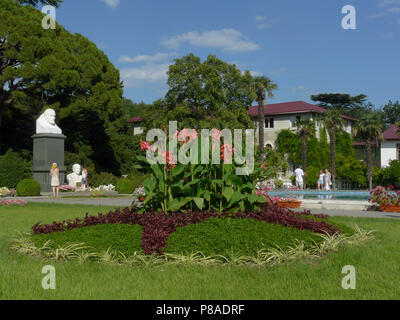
left=1, top=202, right=399, bottom=299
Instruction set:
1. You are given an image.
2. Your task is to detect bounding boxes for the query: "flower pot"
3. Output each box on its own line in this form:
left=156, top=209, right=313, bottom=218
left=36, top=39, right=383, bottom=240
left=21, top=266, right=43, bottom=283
left=277, top=201, right=301, bottom=209
left=380, top=205, right=400, bottom=212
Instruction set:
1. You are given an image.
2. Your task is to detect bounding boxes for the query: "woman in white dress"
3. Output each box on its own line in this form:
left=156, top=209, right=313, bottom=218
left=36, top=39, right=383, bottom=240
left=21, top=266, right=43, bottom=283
left=50, top=163, right=60, bottom=198
left=324, top=168, right=332, bottom=191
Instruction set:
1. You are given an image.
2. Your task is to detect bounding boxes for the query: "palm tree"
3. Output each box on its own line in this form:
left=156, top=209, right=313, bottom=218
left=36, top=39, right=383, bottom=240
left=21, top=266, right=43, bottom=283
left=250, top=76, right=278, bottom=154
left=295, top=119, right=315, bottom=187
left=322, top=110, right=344, bottom=190
left=355, top=114, right=383, bottom=190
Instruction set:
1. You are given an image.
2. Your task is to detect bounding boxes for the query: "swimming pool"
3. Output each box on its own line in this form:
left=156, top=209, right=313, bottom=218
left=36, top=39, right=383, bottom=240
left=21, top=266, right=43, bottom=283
left=268, top=190, right=370, bottom=201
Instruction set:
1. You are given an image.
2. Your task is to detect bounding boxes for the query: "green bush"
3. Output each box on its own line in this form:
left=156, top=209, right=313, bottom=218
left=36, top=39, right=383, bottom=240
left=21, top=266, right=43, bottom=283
left=374, top=160, right=400, bottom=188
left=90, top=172, right=118, bottom=187
left=16, top=179, right=40, bottom=196
left=0, top=150, right=32, bottom=188
left=31, top=224, right=143, bottom=256
left=165, top=217, right=322, bottom=257
left=305, top=166, right=320, bottom=188
left=116, top=179, right=135, bottom=194
left=128, top=173, right=149, bottom=190
left=274, top=179, right=283, bottom=189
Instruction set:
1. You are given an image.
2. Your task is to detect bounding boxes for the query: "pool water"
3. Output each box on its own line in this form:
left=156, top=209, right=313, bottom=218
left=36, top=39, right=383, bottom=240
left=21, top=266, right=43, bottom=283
left=268, top=190, right=370, bottom=201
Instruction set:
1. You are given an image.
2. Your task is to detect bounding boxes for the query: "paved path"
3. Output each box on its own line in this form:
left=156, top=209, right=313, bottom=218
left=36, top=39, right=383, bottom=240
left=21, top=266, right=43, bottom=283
left=22, top=197, right=400, bottom=219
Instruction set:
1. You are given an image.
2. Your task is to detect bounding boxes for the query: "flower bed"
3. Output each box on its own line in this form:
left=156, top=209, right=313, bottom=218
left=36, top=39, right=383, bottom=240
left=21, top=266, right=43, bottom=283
left=59, top=185, right=75, bottom=192
left=369, top=186, right=400, bottom=211
left=0, top=199, right=28, bottom=206
left=0, top=187, right=17, bottom=198
left=32, top=206, right=342, bottom=255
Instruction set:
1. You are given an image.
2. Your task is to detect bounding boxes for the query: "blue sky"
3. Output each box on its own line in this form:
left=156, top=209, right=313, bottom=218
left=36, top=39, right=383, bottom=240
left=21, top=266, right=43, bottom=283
left=54, top=0, right=400, bottom=107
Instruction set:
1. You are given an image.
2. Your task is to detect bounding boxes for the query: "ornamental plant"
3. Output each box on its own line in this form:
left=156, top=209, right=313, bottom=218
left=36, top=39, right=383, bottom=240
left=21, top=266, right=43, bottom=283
left=0, top=199, right=28, bottom=206
left=136, top=128, right=272, bottom=213
left=369, top=186, right=400, bottom=206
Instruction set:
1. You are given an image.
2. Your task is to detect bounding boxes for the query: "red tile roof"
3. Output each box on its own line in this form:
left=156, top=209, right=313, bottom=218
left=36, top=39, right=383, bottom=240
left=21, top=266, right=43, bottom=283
left=383, top=124, right=400, bottom=140
left=127, top=116, right=143, bottom=123
left=249, top=101, right=355, bottom=121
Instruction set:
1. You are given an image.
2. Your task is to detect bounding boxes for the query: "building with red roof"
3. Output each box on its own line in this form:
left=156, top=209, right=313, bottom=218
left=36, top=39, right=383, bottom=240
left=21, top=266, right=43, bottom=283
left=247, top=101, right=354, bottom=148
left=381, top=123, right=400, bottom=167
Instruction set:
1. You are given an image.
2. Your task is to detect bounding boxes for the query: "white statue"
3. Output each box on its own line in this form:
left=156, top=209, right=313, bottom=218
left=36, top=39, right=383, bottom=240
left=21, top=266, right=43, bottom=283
left=67, top=164, right=82, bottom=189
left=36, top=109, right=62, bottom=134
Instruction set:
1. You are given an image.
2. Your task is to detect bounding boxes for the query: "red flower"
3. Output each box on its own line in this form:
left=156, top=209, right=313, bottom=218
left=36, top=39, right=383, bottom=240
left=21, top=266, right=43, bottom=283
left=221, top=144, right=234, bottom=162
left=140, top=141, right=151, bottom=151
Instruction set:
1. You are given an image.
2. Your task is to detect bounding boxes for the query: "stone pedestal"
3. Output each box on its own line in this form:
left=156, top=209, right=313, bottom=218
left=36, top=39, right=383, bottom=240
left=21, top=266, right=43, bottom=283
left=32, top=133, right=66, bottom=193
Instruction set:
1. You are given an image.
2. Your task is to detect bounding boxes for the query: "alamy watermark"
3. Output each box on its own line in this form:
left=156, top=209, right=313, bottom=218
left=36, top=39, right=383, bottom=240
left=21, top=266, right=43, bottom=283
left=142, top=122, right=255, bottom=176
left=341, top=265, right=356, bottom=290
left=342, top=5, right=356, bottom=30
left=41, top=265, right=56, bottom=290
left=41, top=5, right=56, bottom=30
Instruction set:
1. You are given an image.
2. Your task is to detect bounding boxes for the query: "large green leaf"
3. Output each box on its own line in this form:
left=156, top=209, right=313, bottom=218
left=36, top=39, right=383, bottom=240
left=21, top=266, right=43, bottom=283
left=171, top=164, right=186, bottom=177
left=193, top=197, right=204, bottom=210
left=167, top=198, right=191, bottom=211
left=228, top=191, right=243, bottom=205
left=222, top=187, right=234, bottom=202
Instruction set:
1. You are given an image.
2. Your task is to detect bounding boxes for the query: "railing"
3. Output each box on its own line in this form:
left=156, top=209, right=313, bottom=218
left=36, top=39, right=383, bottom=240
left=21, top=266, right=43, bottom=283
left=335, top=178, right=366, bottom=190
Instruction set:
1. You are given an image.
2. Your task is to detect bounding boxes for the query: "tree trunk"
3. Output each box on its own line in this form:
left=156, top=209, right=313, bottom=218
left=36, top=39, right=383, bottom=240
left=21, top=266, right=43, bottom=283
left=258, top=97, right=266, bottom=154
left=330, top=128, right=336, bottom=190
left=366, top=141, right=372, bottom=190
left=302, top=132, right=307, bottom=189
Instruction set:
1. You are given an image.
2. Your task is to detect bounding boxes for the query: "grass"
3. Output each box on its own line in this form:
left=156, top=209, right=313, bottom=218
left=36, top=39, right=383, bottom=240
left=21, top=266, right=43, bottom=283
left=31, top=224, right=144, bottom=256
left=165, top=217, right=324, bottom=256
left=1, top=202, right=400, bottom=299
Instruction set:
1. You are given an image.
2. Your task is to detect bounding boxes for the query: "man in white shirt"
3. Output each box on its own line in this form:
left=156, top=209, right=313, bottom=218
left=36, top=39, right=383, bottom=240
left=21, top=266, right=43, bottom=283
left=294, top=165, right=305, bottom=190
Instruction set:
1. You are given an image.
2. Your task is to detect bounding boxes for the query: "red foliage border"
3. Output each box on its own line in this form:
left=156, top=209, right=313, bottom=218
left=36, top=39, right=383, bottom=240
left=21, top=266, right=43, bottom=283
left=32, top=206, right=340, bottom=255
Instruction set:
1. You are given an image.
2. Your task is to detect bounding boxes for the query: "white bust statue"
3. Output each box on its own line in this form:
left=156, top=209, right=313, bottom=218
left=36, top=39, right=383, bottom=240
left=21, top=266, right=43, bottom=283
left=67, top=164, right=82, bottom=188
left=36, top=109, right=62, bottom=134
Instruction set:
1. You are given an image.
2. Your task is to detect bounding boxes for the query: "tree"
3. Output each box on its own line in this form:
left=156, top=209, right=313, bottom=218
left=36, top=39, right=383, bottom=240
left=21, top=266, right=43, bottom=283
left=17, top=0, right=63, bottom=7
left=322, top=110, right=344, bottom=190
left=250, top=76, right=278, bottom=153
left=381, top=100, right=400, bottom=127
left=295, top=119, right=315, bottom=186
left=0, top=0, right=129, bottom=174
left=355, top=114, right=384, bottom=190
left=165, top=54, right=255, bottom=129
left=311, top=93, right=367, bottom=117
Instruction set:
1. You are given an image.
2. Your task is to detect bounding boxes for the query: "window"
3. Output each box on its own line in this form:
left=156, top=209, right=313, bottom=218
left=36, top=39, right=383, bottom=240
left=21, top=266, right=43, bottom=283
left=296, top=116, right=301, bottom=122
left=264, top=117, right=275, bottom=129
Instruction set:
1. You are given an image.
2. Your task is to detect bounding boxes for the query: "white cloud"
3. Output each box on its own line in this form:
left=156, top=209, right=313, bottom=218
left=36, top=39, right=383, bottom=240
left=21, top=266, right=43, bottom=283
left=99, top=0, right=120, bottom=8
left=118, top=53, right=175, bottom=63
left=370, top=1, right=400, bottom=18
left=255, top=16, right=272, bottom=29
left=379, top=0, right=400, bottom=7
left=120, top=63, right=170, bottom=88
left=162, top=29, right=261, bottom=52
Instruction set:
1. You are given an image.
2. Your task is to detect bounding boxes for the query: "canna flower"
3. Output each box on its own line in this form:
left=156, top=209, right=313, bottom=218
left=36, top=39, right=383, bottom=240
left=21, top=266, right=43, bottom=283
left=221, top=143, right=234, bottom=162
left=140, top=140, right=152, bottom=151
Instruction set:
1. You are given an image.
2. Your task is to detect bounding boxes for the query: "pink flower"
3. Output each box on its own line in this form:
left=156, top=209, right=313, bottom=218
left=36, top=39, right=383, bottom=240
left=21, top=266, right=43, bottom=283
left=211, top=129, right=221, bottom=141
left=140, top=141, right=152, bottom=151
left=221, top=144, right=234, bottom=162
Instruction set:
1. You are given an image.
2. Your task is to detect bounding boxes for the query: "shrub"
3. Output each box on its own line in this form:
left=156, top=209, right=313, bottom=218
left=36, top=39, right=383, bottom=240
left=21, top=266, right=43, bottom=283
left=274, top=179, right=283, bottom=189
left=16, top=179, right=41, bottom=197
left=165, top=217, right=322, bottom=256
left=32, top=224, right=143, bottom=256
left=375, top=160, right=400, bottom=188
left=0, top=150, right=32, bottom=188
left=116, top=179, right=135, bottom=194
left=89, top=172, right=118, bottom=187
left=305, top=166, right=320, bottom=188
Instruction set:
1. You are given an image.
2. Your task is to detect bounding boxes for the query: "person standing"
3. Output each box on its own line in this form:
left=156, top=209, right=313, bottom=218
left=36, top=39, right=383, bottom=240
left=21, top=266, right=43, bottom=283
left=294, top=165, right=305, bottom=190
left=50, top=163, right=60, bottom=198
left=82, top=166, right=88, bottom=190
left=317, top=170, right=324, bottom=190
left=324, top=168, right=332, bottom=191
